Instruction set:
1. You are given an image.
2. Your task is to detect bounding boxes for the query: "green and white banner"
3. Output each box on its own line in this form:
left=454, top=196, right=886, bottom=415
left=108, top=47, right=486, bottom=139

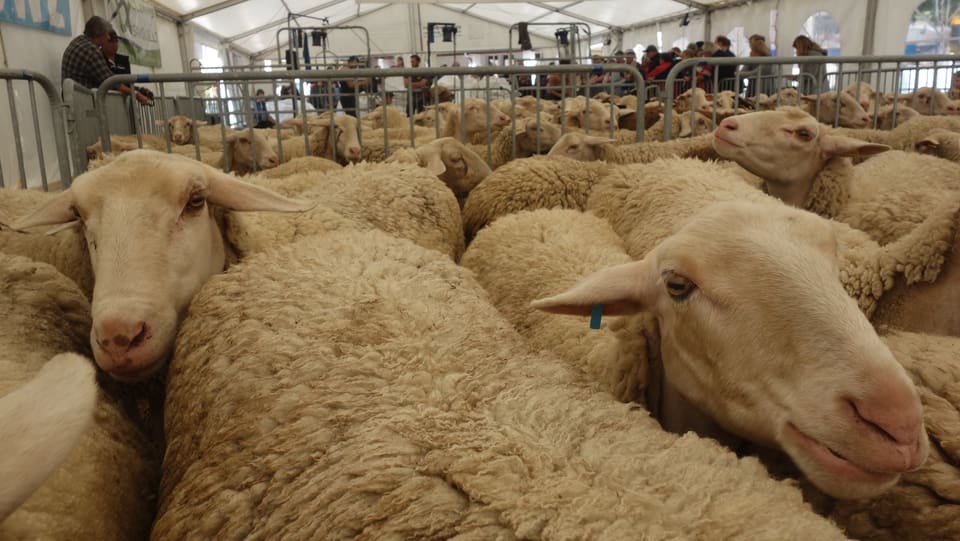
left=107, top=0, right=161, bottom=67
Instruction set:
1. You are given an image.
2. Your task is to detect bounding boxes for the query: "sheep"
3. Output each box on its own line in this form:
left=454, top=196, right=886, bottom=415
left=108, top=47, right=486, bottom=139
left=273, top=113, right=363, bottom=164
left=547, top=131, right=718, bottom=163
left=358, top=126, right=437, bottom=162
left=841, top=81, right=877, bottom=111
left=231, top=161, right=465, bottom=261
left=5, top=150, right=313, bottom=381
left=85, top=133, right=169, bottom=160
left=152, top=227, right=847, bottom=540
left=461, top=156, right=611, bottom=240
left=171, top=129, right=280, bottom=175
left=586, top=153, right=960, bottom=336
left=166, top=114, right=238, bottom=149
left=798, top=91, right=872, bottom=128
left=491, top=95, right=561, bottom=121
left=440, top=97, right=511, bottom=143
left=467, top=116, right=563, bottom=168
left=258, top=155, right=343, bottom=179
left=362, top=104, right=408, bottom=129
left=463, top=208, right=959, bottom=539
left=915, top=128, right=960, bottom=161
left=0, top=254, right=158, bottom=540
left=870, top=104, right=920, bottom=130
left=831, top=113, right=960, bottom=151
left=645, top=110, right=714, bottom=141
left=384, top=137, right=492, bottom=205
left=0, top=353, right=96, bottom=524
left=744, top=88, right=800, bottom=110
left=560, top=96, right=621, bottom=132
left=896, top=86, right=960, bottom=116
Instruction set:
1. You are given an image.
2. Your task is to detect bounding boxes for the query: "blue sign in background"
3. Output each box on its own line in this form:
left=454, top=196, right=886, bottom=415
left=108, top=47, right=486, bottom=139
left=1, top=0, right=72, bottom=36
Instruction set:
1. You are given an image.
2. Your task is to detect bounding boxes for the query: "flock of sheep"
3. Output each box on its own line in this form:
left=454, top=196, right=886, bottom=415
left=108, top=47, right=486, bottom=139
left=1, top=78, right=960, bottom=540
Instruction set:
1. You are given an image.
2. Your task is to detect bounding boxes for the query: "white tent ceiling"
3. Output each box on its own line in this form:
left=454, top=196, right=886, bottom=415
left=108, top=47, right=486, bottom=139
left=153, top=0, right=743, bottom=58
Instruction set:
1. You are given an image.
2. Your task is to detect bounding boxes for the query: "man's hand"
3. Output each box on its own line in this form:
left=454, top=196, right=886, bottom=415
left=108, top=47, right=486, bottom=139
left=135, top=92, right=150, bottom=105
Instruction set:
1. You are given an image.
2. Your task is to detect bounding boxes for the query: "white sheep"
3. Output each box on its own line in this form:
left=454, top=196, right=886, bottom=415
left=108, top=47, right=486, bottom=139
left=384, top=137, right=492, bottom=205
left=464, top=202, right=926, bottom=501
left=915, top=128, right=960, bottom=161
left=234, top=160, right=465, bottom=260
left=466, top=116, right=563, bottom=168
left=440, top=97, right=511, bottom=143
left=0, top=254, right=157, bottom=539
left=362, top=104, right=408, bottom=129
left=547, top=131, right=717, bottom=163
left=870, top=104, right=920, bottom=130
left=797, top=91, right=872, bottom=128
left=712, top=108, right=960, bottom=335
left=152, top=227, right=847, bottom=539
left=0, top=353, right=96, bottom=523
left=464, top=207, right=959, bottom=539
left=461, top=155, right=611, bottom=240
left=831, top=114, right=960, bottom=151
left=171, top=129, right=280, bottom=175
left=273, top=113, right=363, bottom=164
left=6, top=150, right=313, bottom=381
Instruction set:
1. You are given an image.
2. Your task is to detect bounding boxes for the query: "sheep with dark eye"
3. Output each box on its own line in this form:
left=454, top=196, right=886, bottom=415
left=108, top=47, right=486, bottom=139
left=712, top=107, right=960, bottom=336
left=462, top=199, right=929, bottom=503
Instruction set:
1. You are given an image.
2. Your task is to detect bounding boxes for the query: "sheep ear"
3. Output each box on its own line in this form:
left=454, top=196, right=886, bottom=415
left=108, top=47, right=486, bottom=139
left=581, top=135, right=615, bottom=146
left=205, top=170, right=315, bottom=213
left=915, top=137, right=940, bottom=153
left=417, top=147, right=447, bottom=176
left=819, top=135, right=890, bottom=159
left=531, top=260, right=655, bottom=316
left=10, top=189, right=77, bottom=231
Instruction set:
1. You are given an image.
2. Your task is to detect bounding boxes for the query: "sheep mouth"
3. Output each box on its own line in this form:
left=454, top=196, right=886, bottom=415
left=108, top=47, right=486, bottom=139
left=712, top=133, right=743, bottom=148
left=784, top=422, right=898, bottom=485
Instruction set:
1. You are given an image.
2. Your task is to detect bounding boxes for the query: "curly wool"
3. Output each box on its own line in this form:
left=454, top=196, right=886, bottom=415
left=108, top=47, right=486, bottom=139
left=831, top=115, right=960, bottom=151
left=0, top=255, right=157, bottom=541
left=461, top=156, right=611, bottom=240
left=0, top=189, right=93, bottom=297
left=231, top=162, right=464, bottom=260
left=154, top=229, right=846, bottom=540
left=462, top=209, right=653, bottom=403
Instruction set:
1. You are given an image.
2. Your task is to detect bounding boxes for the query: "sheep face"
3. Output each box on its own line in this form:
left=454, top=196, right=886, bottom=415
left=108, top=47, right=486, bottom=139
left=459, top=98, right=511, bottom=138
left=425, top=137, right=491, bottom=197
left=168, top=115, right=193, bottom=145
left=311, top=114, right=362, bottom=163
left=10, top=150, right=313, bottom=382
left=547, top=132, right=612, bottom=161
left=533, top=201, right=928, bottom=500
left=677, top=111, right=713, bottom=138
left=518, top=118, right=562, bottom=155
left=225, top=130, right=279, bottom=174
left=801, top=91, right=871, bottom=128
left=712, top=108, right=889, bottom=205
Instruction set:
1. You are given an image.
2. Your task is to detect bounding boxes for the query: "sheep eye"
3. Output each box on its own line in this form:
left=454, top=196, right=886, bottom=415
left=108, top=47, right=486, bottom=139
left=185, top=195, right=206, bottom=213
left=663, top=270, right=696, bottom=301
left=796, top=129, right=812, bottom=140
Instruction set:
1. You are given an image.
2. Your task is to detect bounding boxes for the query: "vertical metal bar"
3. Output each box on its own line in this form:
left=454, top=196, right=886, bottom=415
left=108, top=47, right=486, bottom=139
left=28, top=83, right=49, bottom=190
left=7, top=80, right=28, bottom=188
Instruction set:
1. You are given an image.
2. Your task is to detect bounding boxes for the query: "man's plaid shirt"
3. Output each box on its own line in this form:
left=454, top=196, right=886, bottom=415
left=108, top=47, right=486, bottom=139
left=61, top=34, right=114, bottom=90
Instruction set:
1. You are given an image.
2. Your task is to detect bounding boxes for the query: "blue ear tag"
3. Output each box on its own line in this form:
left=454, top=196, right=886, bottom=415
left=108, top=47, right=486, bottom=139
left=590, top=304, right=603, bottom=329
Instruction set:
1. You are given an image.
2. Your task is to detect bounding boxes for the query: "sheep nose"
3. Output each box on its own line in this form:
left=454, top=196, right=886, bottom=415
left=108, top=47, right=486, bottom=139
left=96, top=316, right=149, bottom=366
left=347, top=147, right=361, bottom=160
left=266, top=156, right=279, bottom=167
left=719, top=118, right=739, bottom=131
left=849, top=377, right=926, bottom=472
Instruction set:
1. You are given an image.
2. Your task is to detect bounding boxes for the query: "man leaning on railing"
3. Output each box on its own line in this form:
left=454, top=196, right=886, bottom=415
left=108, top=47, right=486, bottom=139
left=61, top=15, right=149, bottom=105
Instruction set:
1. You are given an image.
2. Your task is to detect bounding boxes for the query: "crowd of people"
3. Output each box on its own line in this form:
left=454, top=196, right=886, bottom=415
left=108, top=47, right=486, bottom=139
left=61, top=14, right=833, bottom=123
left=535, top=33, right=831, bottom=101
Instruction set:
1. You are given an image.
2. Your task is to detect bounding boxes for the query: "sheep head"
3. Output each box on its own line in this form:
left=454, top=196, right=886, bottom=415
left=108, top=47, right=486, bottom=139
left=532, top=200, right=927, bottom=500
left=712, top=108, right=889, bottom=206
left=10, top=150, right=314, bottom=382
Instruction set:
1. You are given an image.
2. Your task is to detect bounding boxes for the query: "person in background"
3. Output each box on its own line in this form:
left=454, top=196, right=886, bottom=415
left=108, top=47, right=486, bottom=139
left=404, top=54, right=433, bottom=114
left=252, top=89, right=275, bottom=129
left=338, top=55, right=367, bottom=117
left=793, top=35, right=828, bottom=94
left=394, top=56, right=405, bottom=68
left=586, top=55, right=607, bottom=96
left=712, top=35, right=737, bottom=91
left=741, top=34, right=776, bottom=98
left=621, top=49, right=639, bottom=95
left=951, top=70, right=960, bottom=99
left=61, top=16, right=148, bottom=104
left=102, top=31, right=130, bottom=75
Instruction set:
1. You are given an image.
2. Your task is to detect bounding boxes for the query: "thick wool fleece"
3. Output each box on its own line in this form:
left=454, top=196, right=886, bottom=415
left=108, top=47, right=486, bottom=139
left=462, top=155, right=610, bottom=240
left=0, top=189, right=93, bottom=297
left=826, top=330, right=960, bottom=541
left=600, top=134, right=720, bottom=164
left=0, top=255, right=157, bottom=541
left=462, top=209, right=651, bottom=403
left=235, top=162, right=464, bottom=260
left=831, top=115, right=960, bottom=151
left=154, top=230, right=846, bottom=540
